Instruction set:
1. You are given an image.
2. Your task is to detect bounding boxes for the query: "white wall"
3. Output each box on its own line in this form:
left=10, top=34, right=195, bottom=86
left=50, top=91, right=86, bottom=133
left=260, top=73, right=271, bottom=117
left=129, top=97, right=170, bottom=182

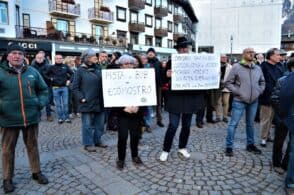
left=0, top=0, right=17, bottom=38
left=193, top=0, right=283, bottom=54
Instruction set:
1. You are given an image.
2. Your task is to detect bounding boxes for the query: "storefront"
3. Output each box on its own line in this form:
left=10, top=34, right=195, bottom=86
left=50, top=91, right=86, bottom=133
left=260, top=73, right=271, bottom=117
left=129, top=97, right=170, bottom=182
left=0, top=38, right=52, bottom=63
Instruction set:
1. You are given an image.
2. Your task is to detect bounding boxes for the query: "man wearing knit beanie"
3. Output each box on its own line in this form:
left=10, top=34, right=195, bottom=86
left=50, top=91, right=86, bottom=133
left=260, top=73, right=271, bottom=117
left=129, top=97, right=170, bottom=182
left=0, top=43, right=49, bottom=193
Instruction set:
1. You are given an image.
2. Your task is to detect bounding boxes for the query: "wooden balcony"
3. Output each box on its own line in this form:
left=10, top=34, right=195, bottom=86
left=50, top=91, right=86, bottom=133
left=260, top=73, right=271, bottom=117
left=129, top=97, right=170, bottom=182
left=88, top=7, right=113, bottom=24
left=129, top=21, right=145, bottom=33
left=154, top=6, right=168, bottom=18
left=173, top=33, right=186, bottom=41
left=154, top=28, right=168, bottom=37
left=128, top=0, right=145, bottom=11
left=49, top=0, right=80, bottom=18
left=173, top=14, right=183, bottom=23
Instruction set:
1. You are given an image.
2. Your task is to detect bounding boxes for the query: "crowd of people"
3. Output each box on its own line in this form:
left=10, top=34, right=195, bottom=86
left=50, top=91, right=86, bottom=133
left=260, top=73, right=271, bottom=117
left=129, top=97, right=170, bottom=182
left=0, top=38, right=294, bottom=194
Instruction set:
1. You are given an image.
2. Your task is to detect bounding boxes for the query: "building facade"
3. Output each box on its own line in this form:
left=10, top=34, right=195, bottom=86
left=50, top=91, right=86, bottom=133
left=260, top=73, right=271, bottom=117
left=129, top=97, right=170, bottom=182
left=0, top=0, right=197, bottom=61
left=193, top=0, right=283, bottom=55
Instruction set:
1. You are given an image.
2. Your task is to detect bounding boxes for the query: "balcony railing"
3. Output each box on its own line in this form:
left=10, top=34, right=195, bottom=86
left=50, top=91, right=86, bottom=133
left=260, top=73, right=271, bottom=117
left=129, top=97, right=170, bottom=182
left=15, top=25, right=127, bottom=47
left=173, top=33, right=186, bottom=41
left=49, top=0, right=80, bottom=18
left=154, top=28, right=168, bottom=37
left=154, top=6, right=168, bottom=18
left=129, top=0, right=145, bottom=10
left=129, top=21, right=145, bottom=32
left=173, top=14, right=183, bottom=23
left=88, top=7, right=113, bottom=24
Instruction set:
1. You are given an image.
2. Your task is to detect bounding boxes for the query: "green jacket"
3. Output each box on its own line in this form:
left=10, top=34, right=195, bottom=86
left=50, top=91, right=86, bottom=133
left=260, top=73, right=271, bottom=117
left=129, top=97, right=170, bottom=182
left=0, top=61, right=48, bottom=127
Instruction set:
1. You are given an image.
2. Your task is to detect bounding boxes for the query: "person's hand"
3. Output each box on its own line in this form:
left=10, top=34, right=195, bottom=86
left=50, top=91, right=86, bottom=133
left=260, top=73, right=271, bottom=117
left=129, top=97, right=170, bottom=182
left=166, top=69, right=172, bottom=78
left=130, top=106, right=139, bottom=113
left=124, top=107, right=132, bottom=113
left=66, top=80, right=71, bottom=86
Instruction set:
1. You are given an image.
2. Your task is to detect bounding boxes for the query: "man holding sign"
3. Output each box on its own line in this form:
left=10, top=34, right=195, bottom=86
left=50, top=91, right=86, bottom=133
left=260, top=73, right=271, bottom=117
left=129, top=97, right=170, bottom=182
left=159, top=37, right=206, bottom=162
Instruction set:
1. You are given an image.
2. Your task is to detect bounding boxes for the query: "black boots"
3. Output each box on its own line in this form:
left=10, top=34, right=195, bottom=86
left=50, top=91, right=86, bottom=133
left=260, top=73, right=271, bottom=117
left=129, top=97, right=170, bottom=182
left=3, top=179, right=14, bottom=193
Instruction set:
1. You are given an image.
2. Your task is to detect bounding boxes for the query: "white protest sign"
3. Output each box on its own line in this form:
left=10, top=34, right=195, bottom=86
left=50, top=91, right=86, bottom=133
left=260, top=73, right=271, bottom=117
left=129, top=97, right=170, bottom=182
left=171, top=53, right=220, bottom=90
left=102, top=69, right=157, bottom=107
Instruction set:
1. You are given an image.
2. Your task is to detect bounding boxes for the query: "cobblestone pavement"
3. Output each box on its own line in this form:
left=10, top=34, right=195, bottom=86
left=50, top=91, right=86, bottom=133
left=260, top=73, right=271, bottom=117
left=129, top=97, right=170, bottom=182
left=0, top=111, right=287, bottom=195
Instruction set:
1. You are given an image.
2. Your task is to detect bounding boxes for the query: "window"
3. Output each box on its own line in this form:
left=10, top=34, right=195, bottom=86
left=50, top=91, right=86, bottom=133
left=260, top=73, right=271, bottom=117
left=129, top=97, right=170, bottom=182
left=155, top=0, right=167, bottom=7
left=130, top=11, right=138, bottom=23
left=168, top=39, right=173, bottom=48
left=116, top=6, right=126, bottom=22
left=155, top=18, right=162, bottom=29
left=23, top=14, right=30, bottom=27
left=130, top=32, right=139, bottom=44
left=174, top=23, right=178, bottom=33
left=15, top=5, right=20, bottom=26
left=145, top=35, right=153, bottom=46
left=0, top=2, right=8, bottom=24
left=117, top=30, right=127, bottom=39
left=56, top=19, right=69, bottom=34
left=155, top=37, right=162, bottom=47
left=145, top=0, right=152, bottom=6
left=168, top=21, right=172, bottom=32
left=145, top=14, right=153, bottom=27
left=95, top=25, right=104, bottom=40
left=168, top=1, right=172, bottom=13
left=174, top=5, right=179, bottom=14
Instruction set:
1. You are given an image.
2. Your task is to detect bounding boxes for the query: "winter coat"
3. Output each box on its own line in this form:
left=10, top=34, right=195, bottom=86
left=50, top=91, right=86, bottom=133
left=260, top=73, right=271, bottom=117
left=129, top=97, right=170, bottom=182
left=31, top=60, right=51, bottom=85
left=280, top=72, right=294, bottom=117
left=46, top=63, right=73, bottom=87
left=0, top=61, right=48, bottom=127
left=72, top=64, right=104, bottom=113
left=221, top=63, right=233, bottom=92
left=259, top=61, right=283, bottom=106
left=148, top=57, right=162, bottom=88
left=164, top=59, right=205, bottom=114
left=225, top=62, right=265, bottom=104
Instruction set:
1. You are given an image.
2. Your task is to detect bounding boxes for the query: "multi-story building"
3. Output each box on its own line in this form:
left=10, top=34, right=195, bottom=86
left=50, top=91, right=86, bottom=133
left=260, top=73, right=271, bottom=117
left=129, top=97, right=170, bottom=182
left=0, top=0, right=197, bottom=61
left=193, top=0, right=283, bottom=56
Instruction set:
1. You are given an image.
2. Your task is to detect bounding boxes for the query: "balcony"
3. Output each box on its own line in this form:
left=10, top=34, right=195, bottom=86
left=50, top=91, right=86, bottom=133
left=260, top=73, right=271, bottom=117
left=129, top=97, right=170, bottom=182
left=49, top=0, right=80, bottom=18
left=88, top=7, right=113, bottom=24
left=154, top=28, right=168, bottom=37
left=154, top=6, right=168, bottom=18
left=15, top=25, right=127, bottom=48
left=129, top=0, right=145, bottom=10
left=129, top=21, right=145, bottom=33
left=173, top=14, right=183, bottom=23
left=173, top=33, right=186, bottom=41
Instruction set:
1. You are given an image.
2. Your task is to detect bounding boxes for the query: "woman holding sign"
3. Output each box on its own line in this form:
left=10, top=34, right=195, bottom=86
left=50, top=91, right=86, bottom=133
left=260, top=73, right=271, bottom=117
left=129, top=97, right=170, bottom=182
left=115, top=55, right=146, bottom=170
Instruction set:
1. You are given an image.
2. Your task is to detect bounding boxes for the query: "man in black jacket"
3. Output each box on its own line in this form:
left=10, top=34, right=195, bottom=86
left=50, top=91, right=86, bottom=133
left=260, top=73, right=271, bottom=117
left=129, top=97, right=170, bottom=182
left=31, top=52, right=53, bottom=121
left=147, top=48, right=164, bottom=128
left=159, top=37, right=205, bottom=162
left=46, top=54, right=73, bottom=124
left=259, top=48, right=283, bottom=147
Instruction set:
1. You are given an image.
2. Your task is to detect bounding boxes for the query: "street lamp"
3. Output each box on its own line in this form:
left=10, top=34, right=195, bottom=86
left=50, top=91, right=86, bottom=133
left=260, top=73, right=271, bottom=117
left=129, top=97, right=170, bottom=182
left=230, top=35, right=233, bottom=63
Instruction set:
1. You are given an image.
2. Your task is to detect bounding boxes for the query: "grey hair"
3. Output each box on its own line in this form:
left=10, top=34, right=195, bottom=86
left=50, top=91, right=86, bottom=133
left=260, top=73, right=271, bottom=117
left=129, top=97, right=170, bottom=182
left=117, top=54, right=135, bottom=65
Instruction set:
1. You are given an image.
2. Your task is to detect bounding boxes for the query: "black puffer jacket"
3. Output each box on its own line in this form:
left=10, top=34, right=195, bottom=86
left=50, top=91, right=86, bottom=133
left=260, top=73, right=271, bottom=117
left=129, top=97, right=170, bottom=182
left=72, top=64, right=104, bottom=113
left=46, top=63, right=73, bottom=87
left=31, top=60, right=51, bottom=85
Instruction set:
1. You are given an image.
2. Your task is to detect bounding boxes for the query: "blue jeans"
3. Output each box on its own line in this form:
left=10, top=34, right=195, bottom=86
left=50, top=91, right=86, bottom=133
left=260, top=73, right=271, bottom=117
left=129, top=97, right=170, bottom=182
left=226, top=100, right=258, bottom=148
left=81, top=112, right=105, bottom=146
left=144, top=106, right=152, bottom=127
left=163, top=112, right=193, bottom=152
left=285, top=115, right=294, bottom=188
left=53, top=87, right=69, bottom=120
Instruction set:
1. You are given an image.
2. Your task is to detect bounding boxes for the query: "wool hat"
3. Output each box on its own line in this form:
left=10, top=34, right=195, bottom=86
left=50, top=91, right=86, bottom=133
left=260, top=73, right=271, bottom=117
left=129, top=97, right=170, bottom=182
left=174, top=36, right=192, bottom=49
left=146, top=47, right=156, bottom=55
left=7, top=43, right=25, bottom=54
left=81, top=48, right=97, bottom=63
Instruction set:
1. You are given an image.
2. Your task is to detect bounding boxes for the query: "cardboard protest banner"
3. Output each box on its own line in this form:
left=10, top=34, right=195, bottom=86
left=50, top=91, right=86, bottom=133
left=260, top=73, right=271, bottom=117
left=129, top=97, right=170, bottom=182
left=102, top=69, right=157, bottom=107
left=171, top=53, right=220, bottom=90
